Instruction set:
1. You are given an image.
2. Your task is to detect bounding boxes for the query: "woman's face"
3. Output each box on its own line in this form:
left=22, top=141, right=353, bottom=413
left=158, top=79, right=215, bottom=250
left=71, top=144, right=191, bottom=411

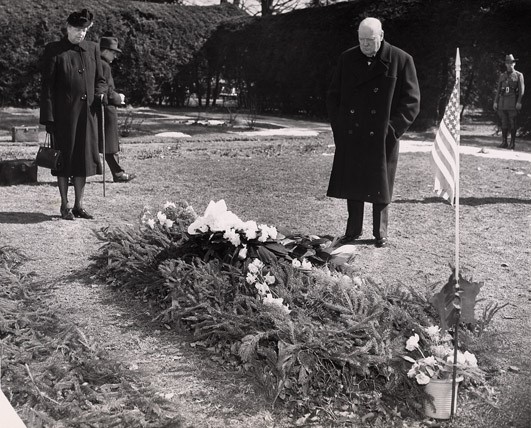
left=67, top=24, right=89, bottom=44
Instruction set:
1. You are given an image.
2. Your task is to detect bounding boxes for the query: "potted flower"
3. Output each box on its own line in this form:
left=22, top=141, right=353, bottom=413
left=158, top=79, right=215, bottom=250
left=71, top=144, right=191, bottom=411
left=403, top=325, right=483, bottom=419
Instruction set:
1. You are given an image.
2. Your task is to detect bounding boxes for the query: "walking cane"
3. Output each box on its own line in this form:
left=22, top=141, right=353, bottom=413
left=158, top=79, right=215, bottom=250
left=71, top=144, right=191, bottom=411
left=100, top=94, right=106, bottom=197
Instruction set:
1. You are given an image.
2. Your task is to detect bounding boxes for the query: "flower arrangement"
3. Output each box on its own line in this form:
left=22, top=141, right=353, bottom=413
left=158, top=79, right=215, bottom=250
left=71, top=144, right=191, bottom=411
left=245, top=258, right=291, bottom=314
left=187, top=199, right=278, bottom=246
left=403, top=325, right=483, bottom=385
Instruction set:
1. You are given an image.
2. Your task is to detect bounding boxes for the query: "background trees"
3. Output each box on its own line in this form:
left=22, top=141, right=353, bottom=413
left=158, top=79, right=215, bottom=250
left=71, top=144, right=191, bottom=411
left=0, top=0, right=529, bottom=133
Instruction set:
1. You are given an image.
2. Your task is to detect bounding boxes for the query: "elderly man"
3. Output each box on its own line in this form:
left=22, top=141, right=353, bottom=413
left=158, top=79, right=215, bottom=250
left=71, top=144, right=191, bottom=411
left=493, top=54, right=525, bottom=150
left=326, top=17, right=420, bottom=248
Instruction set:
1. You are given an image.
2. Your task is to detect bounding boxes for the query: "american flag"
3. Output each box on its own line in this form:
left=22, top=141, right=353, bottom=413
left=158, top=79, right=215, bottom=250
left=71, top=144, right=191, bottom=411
left=432, top=78, right=460, bottom=205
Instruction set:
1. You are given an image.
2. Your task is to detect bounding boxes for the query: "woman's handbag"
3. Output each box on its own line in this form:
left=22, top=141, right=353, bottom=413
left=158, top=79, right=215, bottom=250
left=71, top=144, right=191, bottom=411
left=36, top=133, right=62, bottom=170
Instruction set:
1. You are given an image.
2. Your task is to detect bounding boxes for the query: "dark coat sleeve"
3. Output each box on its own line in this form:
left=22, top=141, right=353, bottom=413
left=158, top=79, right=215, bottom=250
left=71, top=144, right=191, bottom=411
left=39, top=43, right=57, bottom=125
left=326, top=54, right=343, bottom=135
left=94, top=44, right=107, bottom=99
left=389, top=53, right=420, bottom=138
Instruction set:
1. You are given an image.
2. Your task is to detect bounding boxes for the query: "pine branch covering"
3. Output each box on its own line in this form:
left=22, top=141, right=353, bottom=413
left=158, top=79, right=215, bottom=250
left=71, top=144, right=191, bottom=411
left=89, top=202, right=499, bottom=423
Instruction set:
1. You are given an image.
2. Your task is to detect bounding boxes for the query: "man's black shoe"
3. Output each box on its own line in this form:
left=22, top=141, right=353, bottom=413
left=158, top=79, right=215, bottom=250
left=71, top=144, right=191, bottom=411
left=375, top=237, right=388, bottom=248
left=114, top=172, right=136, bottom=183
left=338, top=234, right=361, bottom=245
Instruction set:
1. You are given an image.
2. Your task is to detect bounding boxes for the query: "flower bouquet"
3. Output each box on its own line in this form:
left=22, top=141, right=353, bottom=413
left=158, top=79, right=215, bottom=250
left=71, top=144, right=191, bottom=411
left=403, top=325, right=482, bottom=385
left=403, top=325, right=484, bottom=419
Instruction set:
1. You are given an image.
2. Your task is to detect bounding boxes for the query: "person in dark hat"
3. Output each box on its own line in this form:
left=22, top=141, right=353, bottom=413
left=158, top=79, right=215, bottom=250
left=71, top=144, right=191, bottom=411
left=39, top=8, right=107, bottom=220
left=493, top=54, right=525, bottom=149
left=99, top=35, right=136, bottom=183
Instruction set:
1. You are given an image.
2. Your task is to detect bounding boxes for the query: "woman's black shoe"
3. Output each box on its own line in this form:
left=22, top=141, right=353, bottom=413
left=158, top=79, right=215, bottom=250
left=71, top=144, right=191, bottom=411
left=72, top=207, right=94, bottom=219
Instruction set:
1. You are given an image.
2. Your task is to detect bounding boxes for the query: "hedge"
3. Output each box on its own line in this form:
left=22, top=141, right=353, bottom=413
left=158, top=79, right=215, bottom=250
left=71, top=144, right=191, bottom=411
left=201, top=0, right=531, bottom=131
left=0, top=0, right=244, bottom=106
left=1, top=0, right=530, bottom=133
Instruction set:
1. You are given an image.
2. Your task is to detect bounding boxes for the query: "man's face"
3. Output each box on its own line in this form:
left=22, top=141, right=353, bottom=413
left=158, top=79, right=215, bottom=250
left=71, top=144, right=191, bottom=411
left=67, top=25, right=89, bottom=44
left=358, top=25, right=383, bottom=57
left=505, top=61, right=516, bottom=71
left=102, top=49, right=118, bottom=63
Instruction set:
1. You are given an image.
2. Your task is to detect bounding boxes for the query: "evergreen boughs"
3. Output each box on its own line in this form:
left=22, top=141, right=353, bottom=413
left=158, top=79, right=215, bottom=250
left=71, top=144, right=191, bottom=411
left=90, top=202, right=465, bottom=422
left=0, top=246, right=183, bottom=427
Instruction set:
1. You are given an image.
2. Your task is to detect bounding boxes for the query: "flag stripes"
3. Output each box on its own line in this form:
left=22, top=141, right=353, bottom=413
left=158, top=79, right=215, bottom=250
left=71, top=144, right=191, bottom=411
left=432, top=79, right=460, bottom=205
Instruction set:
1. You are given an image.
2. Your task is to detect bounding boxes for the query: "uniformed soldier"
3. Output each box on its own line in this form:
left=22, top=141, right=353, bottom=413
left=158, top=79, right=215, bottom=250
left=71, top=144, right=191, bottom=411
left=493, top=54, right=525, bottom=150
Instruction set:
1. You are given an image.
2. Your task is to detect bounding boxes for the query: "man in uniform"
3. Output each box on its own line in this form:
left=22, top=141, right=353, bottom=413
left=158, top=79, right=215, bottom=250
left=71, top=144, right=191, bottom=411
left=493, top=54, right=525, bottom=150
left=326, top=17, right=420, bottom=248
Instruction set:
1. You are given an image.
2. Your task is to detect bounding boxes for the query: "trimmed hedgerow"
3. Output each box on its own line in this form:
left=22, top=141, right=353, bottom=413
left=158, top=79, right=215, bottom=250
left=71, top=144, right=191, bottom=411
left=0, top=0, right=244, bottom=106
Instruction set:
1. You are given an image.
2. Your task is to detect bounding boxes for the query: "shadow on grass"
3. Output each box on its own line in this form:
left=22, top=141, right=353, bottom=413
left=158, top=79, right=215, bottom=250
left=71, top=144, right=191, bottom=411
left=0, top=211, right=54, bottom=223
left=395, top=197, right=531, bottom=205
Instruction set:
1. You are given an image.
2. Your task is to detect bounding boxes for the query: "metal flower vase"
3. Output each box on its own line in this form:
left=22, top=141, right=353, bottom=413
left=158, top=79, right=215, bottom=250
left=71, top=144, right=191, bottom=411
left=423, top=377, right=462, bottom=419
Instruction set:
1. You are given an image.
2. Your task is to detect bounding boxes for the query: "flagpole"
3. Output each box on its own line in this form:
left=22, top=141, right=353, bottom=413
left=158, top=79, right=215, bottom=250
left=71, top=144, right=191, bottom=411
left=450, top=47, right=461, bottom=418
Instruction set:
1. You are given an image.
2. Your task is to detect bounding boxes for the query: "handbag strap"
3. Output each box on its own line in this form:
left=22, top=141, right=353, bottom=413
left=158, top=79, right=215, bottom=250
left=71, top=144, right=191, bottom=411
left=44, top=132, right=55, bottom=148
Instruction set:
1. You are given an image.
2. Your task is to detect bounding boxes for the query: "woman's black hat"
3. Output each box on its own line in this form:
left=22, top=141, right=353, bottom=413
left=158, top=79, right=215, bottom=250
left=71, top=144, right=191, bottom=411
left=67, top=9, right=93, bottom=28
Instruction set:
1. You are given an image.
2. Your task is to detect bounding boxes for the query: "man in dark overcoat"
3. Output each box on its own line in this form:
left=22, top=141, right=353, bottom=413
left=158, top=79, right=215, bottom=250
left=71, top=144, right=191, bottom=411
left=40, top=9, right=107, bottom=220
left=99, top=35, right=136, bottom=182
left=326, top=17, right=420, bottom=247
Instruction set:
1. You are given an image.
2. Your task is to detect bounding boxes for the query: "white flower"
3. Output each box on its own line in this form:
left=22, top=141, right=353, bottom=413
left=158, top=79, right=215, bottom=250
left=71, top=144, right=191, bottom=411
left=423, top=356, right=436, bottom=366
left=263, top=293, right=291, bottom=314
left=223, top=228, right=241, bottom=247
left=187, top=200, right=245, bottom=235
left=157, top=211, right=167, bottom=224
left=146, top=218, right=155, bottom=229
left=163, top=201, right=176, bottom=209
left=246, top=273, right=257, bottom=285
left=463, top=351, right=477, bottom=367
left=431, top=344, right=452, bottom=358
left=238, top=245, right=248, bottom=260
left=406, top=333, right=420, bottom=351
left=264, top=273, right=276, bottom=285
left=242, top=220, right=258, bottom=240
left=248, top=259, right=264, bottom=273
left=425, top=325, right=440, bottom=339
left=301, top=259, right=312, bottom=270
left=258, top=224, right=278, bottom=242
left=187, top=217, right=209, bottom=234
left=407, top=364, right=419, bottom=378
left=202, top=200, right=244, bottom=232
left=292, top=259, right=301, bottom=268
left=164, top=219, right=174, bottom=228
left=416, top=372, right=431, bottom=385
left=254, top=282, right=270, bottom=296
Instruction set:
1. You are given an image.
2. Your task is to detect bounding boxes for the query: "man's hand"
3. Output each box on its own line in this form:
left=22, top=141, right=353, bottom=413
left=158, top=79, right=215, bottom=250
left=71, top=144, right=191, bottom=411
left=516, top=102, right=522, bottom=110
left=493, top=102, right=498, bottom=111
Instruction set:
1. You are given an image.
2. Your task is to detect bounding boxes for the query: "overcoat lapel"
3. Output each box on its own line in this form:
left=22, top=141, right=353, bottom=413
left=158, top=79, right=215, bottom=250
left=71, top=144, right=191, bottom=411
left=352, top=41, right=391, bottom=87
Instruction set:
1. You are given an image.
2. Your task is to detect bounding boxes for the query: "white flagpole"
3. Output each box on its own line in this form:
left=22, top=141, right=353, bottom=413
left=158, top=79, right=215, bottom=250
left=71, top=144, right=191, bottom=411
left=451, top=47, right=461, bottom=418
left=455, top=47, right=461, bottom=299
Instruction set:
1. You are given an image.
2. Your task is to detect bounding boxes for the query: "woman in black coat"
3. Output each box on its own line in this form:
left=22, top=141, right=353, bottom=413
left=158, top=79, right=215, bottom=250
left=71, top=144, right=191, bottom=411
left=40, top=9, right=107, bottom=220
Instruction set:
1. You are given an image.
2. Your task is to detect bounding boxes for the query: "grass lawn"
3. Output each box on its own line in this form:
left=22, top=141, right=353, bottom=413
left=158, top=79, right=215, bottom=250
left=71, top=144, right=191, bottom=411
left=0, top=107, right=530, bottom=427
